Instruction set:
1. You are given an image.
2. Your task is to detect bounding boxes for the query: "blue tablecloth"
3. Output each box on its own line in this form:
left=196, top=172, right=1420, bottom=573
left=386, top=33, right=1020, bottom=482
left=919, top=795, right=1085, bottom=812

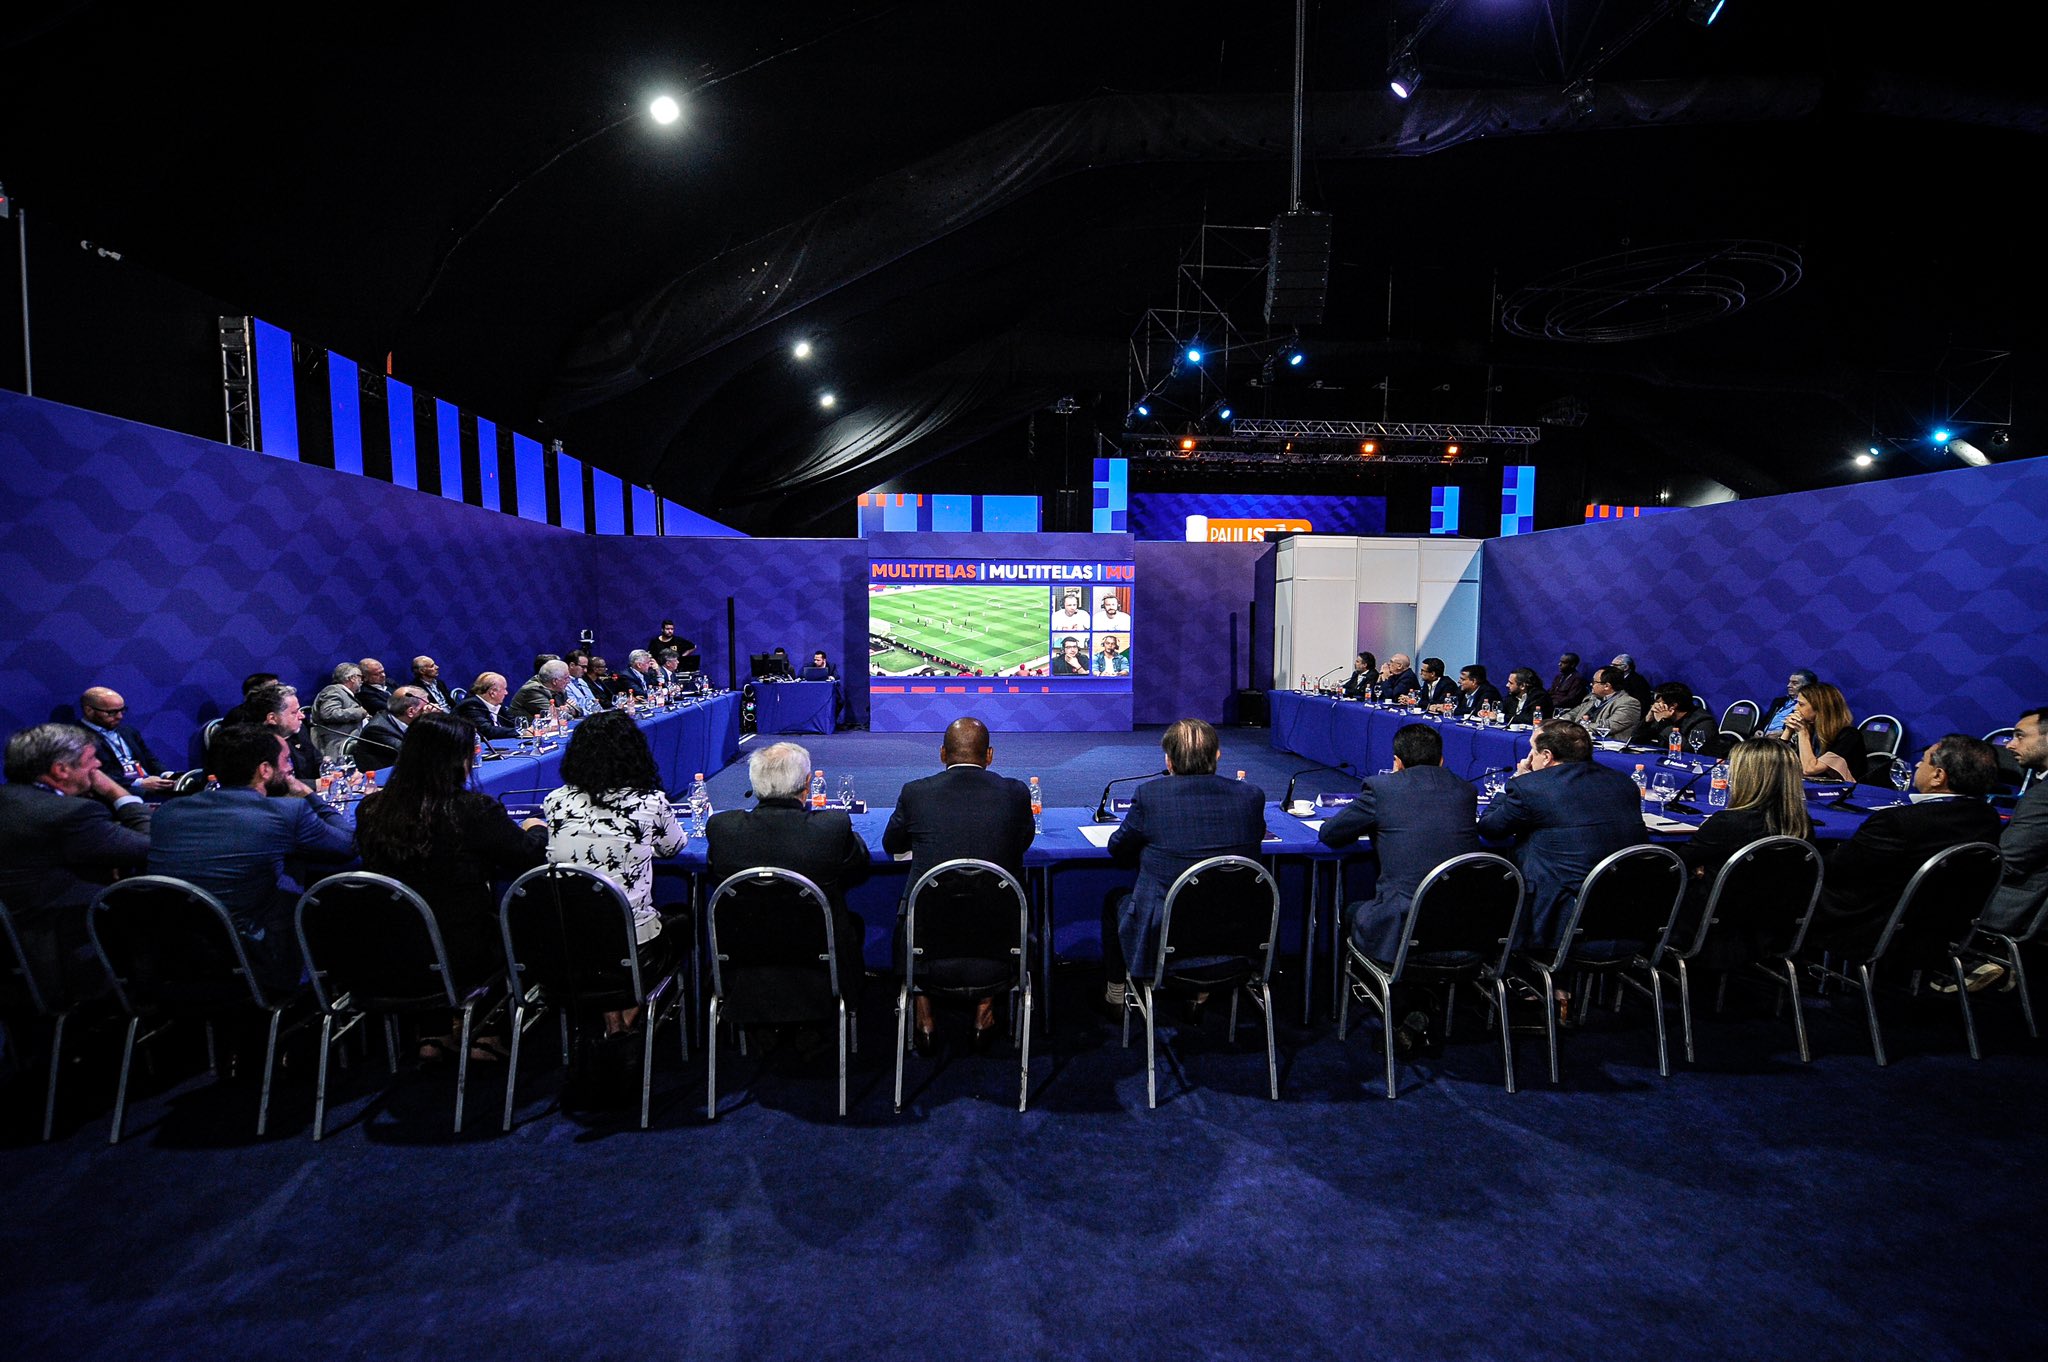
left=474, top=692, right=742, bottom=805
left=752, top=679, right=838, bottom=735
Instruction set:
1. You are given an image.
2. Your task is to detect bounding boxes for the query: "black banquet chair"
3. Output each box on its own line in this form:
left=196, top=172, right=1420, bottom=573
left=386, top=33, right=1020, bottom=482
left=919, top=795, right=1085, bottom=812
left=705, top=867, right=859, bottom=1119
left=1958, top=895, right=2048, bottom=1046
left=88, top=876, right=309, bottom=1143
left=1719, top=700, right=1760, bottom=741
left=1338, top=852, right=1525, bottom=1098
left=893, top=858, right=1033, bottom=1113
left=1511, top=845, right=1688, bottom=1084
left=1805, top=842, right=2002, bottom=1065
left=0, top=897, right=92, bottom=1141
left=295, top=871, right=503, bottom=1138
left=1121, top=855, right=1282, bottom=1109
left=498, top=862, right=691, bottom=1131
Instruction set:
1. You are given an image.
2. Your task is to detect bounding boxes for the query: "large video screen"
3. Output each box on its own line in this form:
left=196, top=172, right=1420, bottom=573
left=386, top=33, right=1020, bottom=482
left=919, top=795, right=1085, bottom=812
left=866, top=560, right=1133, bottom=680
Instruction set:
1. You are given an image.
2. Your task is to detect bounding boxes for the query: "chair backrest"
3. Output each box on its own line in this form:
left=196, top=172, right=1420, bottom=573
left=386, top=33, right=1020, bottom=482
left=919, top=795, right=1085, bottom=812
left=1145, top=855, right=1280, bottom=986
left=88, top=875, right=270, bottom=1014
left=450, top=686, right=470, bottom=702
left=1858, top=714, right=1904, bottom=758
left=1871, top=841, right=2003, bottom=964
left=499, top=863, right=648, bottom=1009
left=201, top=718, right=223, bottom=750
left=1390, top=852, right=1524, bottom=979
left=1990, top=742, right=2027, bottom=796
left=0, top=897, right=56, bottom=1017
left=1685, top=835, right=1824, bottom=960
left=902, top=858, right=1029, bottom=993
left=707, top=867, right=842, bottom=999
left=294, top=872, right=463, bottom=1013
left=1983, top=726, right=2017, bottom=746
left=1545, top=845, right=1688, bottom=969
left=338, top=736, right=361, bottom=761
left=1720, top=700, right=1759, bottom=739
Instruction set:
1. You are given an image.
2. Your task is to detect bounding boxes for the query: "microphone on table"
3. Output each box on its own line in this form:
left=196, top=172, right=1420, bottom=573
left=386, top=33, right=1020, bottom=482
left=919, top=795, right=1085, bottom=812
left=1313, top=664, right=1348, bottom=692
left=1666, top=768, right=1710, bottom=815
left=1095, top=769, right=1165, bottom=822
left=1283, top=762, right=1350, bottom=807
left=1466, top=764, right=1513, bottom=786
left=1825, top=783, right=1873, bottom=813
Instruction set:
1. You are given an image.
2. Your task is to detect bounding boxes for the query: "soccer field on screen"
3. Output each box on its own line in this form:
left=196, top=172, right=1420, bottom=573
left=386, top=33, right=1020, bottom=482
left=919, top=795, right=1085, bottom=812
left=868, top=584, right=1053, bottom=675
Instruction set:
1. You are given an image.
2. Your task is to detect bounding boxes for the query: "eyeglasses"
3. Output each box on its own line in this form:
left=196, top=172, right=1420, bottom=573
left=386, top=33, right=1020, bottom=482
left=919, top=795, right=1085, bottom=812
left=86, top=704, right=126, bottom=715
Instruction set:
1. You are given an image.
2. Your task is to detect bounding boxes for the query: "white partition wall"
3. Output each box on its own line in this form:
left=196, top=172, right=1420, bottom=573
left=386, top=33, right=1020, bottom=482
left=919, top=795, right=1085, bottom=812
left=1272, top=535, right=1483, bottom=687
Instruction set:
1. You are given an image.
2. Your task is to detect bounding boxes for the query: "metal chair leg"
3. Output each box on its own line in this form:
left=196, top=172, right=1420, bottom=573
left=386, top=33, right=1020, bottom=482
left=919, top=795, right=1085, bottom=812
left=41, top=1012, right=67, bottom=1143
left=1954, top=954, right=1982, bottom=1061
left=1380, top=974, right=1397, bottom=1100
left=383, top=1015, right=399, bottom=1074
left=1782, top=959, right=1811, bottom=1062
left=705, top=997, right=722, bottom=1121
left=109, top=1016, right=140, bottom=1145
left=1228, top=988, right=1241, bottom=1044
left=1649, top=965, right=1670, bottom=1078
left=1261, top=982, right=1279, bottom=1101
left=1120, top=976, right=1134, bottom=1047
left=1143, top=984, right=1158, bottom=1110
left=1443, top=985, right=1457, bottom=1041
left=836, top=998, right=849, bottom=1118
left=1677, top=958, right=1696, bottom=1064
left=1337, top=950, right=1354, bottom=1040
left=640, top=1003, right=658, bottom=1129
left=1494, top=977, right=1516, bottom=1094
left=2012, top=944, right=2038, bottom=1038
left=1541, top=966, right=1561, bottom=1084
left=1017, top=983, right=1033, bottom=1113
left=1860, top=963, right=1888, bottom=1066
left=453, top=1005, right=473, bottom=1134
left=892, top=984, right=909, bottom=1113
left=255, top=1008, right=282, bottom=1137
left=559, top=1007, right=571, bottom=1066
left=204, top=1020, right=218, bottom=1076
left=313, top=1012, right=335, bottom=1141
left=501, top=999, right=525, bottom=1133
left=1300, top=866, right=1318, bottom=1027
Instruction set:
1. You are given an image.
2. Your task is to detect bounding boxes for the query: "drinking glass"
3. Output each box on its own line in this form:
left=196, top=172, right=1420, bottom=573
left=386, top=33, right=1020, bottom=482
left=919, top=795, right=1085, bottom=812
left=1592, top=725, right=1611, bottom=743
left=1891, top=756, right=1912, bottom=790
left=1648, top=771, right=1679, bottom=807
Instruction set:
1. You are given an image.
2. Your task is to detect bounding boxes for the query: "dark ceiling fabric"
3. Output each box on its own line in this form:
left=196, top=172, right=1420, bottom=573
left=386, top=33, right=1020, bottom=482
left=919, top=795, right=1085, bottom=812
left=551, top=76, right=1825, bottom=416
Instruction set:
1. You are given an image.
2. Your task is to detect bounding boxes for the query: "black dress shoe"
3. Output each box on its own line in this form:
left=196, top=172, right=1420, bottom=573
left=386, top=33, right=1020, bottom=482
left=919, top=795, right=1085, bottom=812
left=912, top=1027, right=938, bottom=1058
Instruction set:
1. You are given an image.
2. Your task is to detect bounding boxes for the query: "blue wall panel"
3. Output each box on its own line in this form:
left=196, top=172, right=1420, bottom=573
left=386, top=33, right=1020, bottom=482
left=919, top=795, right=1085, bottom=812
left=557, top=453, right=585, bottom=533
left=435, top=398, right=464, bottom=503
left=325, top=351, right=363, bottom=475
left=592, top=468, right=625, bottom=535
left=476, top=417, right=500, bottom=511
left=251, top=319, right=298, bottom=461
left=631, top=485, right=657, bottom=536
left=385, top=377, right=417, bottom=490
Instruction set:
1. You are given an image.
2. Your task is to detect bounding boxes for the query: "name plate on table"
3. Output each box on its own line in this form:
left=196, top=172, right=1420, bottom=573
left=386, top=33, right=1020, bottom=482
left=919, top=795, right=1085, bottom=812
left=1108, top=797, right=1133, bottom=817
left=1315, top=793, right=1356, bottom=809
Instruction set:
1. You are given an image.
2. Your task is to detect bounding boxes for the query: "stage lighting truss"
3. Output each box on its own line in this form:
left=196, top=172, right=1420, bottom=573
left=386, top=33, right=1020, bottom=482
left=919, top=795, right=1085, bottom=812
left=1121, top=418, right=1536, bottom=467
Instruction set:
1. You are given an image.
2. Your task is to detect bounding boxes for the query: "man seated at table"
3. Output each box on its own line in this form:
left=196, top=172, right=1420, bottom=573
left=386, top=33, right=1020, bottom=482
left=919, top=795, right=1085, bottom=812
left=1376, top=653, right=1418, bottom=704
left=1318, top=722, right=1479, bottom=1053
left=616, top=650, right=658, bottom=698
left=147, top=724, right=356, bottom=988
left=231, top=683, right=324, bottom=785
left=882, top=717, right=1035, bottom=1052
left=1501, top=668, right=1551, bottom=727
left=1102, top=719, right=1267, bottom=1004
left=311, top=662, right=371, bottom=760
left=1966, top=709, right=2048, bottom=988
left=1341, top=652, right=1377, bottom=700
left=1610, top=653, right=1654, bottom=711
left=411, top=655, right=456, bottom=711
left=1478, top=719, right=1647, bottom=952
left=1637, top=683, right=1719, bottom=755
left=1567, top=667, right=1642, bottom=744
left=1759, top=669, right=1818, bottom=737
left=508, top=659, right=578, bottom=725
left=584, top=656, right=616, bottom=709
left=1805, top=734, right=2004, bottom=962
left=1051, top=637, right=1090, bottom=675
left=1448, top=664, right=1503, bottom=719
left=455, top=673, right=521, bottom=739
left=803, top=651, right=839, bottom=681
left=353, top=686, right=429, bottom=773
left=1412, top=658, right=1455, bottom=710
left=706, top=742, right=871, bottom=1000
left=1548, top=653, right=1588, bottom=715
left=563, top=650, right=605, bottom=715
left=78, top=686, right=178, bottom=796
left=0, top=723, right=153, bottom=997
left=356, top=658, right=393, bottom=716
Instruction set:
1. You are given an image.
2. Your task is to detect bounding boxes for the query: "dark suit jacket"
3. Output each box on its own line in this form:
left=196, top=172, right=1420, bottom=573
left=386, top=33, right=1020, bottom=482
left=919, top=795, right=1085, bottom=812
left=1319, top=764, right=1480, bottom=959
left=1808, top=796, right=2006, bottom=959
left=1618, top=670, right=1655, bottom=711
left=147, top=787, right=356, bottom=938
left=358, top=790, right=547, bottom=979
left=282, top=725, right=324, bottom=786
left=0, top=782, right=152, bottom=919
left=1478, top=760, right=1648, bottom=948
left=1416, top=676, right=1457, bottom=709
left=1548, top=670, right=1589, bottom=713
left=1501, top=690, right=1551, bottom=727
left=353, top=713, right=409, bottom=772
left=707, top=797, right=872, bottom=983
left=1340, top=670, right=1373, bottom=700
left=415, top=678, right=456, bottom=711
left=617, top=666, right=655, bottom=697
left=1982, top=782, right=2048, bottom=934
left=1106, top=773, right=1267, bottom=973
left=454, top=696, right=520, bottom=739
left=1451, top=682, right=1504, bottom=719
left=357, top=684, right=392, bottom=716
left=1376, top=669, right=1418, bottom=703
left=85, top=722, right=168, bottom=785
left=1637, top=709, right=1720, bottom=757
left=881, top=764, right=1035, bottom=894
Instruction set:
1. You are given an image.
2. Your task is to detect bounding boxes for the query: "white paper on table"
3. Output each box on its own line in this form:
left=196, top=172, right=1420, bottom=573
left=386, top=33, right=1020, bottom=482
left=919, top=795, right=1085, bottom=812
left=1642, top=813, right=1699, bottom=833
left=1303, top=819, right=1325, bottom=832
left=1078, top=824, right=1117, bottom=848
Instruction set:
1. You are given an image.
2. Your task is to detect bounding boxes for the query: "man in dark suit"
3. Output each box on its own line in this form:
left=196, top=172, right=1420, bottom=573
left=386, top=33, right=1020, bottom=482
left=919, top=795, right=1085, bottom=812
left=1637, top=683, right=1719, bottom=755
left=1340, top=653, right=1376, bottom=700
left=1103, top=718, right=1268, bottom=995
left=705, top=741, right=872, bottom=997
left=78, top=686, right=177, bottom=796
left=1413, top=658, right=1457, bottom=711
left=454, top=673, right=520, bottom=739
left=1478, top=719, right=1647, bottom=949
left=1501, top=668, right=1552, bottom=727
left=1758, top=669, right=1818, bottom=737
left=616, top=650, right=658, bottom=699
left=1979, top=708, right=2048, bottom=939
left=148, top=725, right=356, bottom=988
left=356, top=658, right=393, bottom=716
left=882, top=717, right=1035, bottom=1048
left=1548, top=653, right=1588, bottom=715
left=234, top=683, right=324, bottom=786
left=1319, top=723, right=1481, bottom=1047
left=1376, top=653, right=1418, bottom=704
left=1610, top=653, right=1655, bottom=712
left=1807, top=734, right=2005, bottom=961
left=410, top=655, right=458, bottom=712
left=1449, top=664, right=1504, bottom=719
left=0, top=723, right=152, bottom=997
left=353, top=686, right=429, bottom=773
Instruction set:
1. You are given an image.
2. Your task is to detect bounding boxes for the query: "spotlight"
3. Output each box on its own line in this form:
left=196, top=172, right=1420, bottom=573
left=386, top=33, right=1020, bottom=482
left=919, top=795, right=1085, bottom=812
left=1855, top=453, right=1874, bottom=468
left=1180, top=437, right=1197, bottom=451
left=1681, top=0, right=1727, bottom=27
left=1186, top=347, right=1203, bottom=364
left=1446, top=443, right=1461, bottom=457
left=650, top=95, right=681, bottom=125
left=1949, top=438, right=1990, bottom=467
left=1287, top=351, right=1305, bottom=367
left=1867, top=445, right=1881, bottom=456
left=1564, top=78, right=1594, bottom=119
left=819, top=393, right=837, bottom=409
left=1360, top=441, right=1378, bottom=456
left=1217, top=406, right=1233, bottom=422
left=792, top=340, right=813, bottom=360
left=1389, top=52, right=1422, bottom=100
left=1931, top=428, right=1951, bottom=443
left=1135, top=403, right=1151, bottom=418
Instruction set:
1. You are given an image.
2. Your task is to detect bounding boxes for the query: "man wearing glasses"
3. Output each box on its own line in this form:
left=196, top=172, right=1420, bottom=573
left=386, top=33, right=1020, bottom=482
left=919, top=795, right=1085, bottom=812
left=77, top=687, right=176, bottom=796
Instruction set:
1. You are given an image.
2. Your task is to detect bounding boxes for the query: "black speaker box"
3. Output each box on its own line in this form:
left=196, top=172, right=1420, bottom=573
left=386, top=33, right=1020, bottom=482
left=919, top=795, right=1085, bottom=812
left=1264, top=211, right=1333, bottom=327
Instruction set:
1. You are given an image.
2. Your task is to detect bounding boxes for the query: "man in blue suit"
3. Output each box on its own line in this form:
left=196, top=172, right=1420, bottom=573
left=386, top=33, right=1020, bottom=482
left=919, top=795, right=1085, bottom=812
left=1478, top=719, right=1646, bottom=950
left=1103, top=718, right=1268, bottom=998
left=148, top=724, right=356, bottom=987
left=1375, top=653, right=1419, bottom=704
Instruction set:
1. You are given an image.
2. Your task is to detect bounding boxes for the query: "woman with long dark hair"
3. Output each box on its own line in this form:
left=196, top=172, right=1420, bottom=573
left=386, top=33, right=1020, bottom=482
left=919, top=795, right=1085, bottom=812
left=354, top=711, right=547, bottom=1060
left=544, top=710, right=687, bottom=1032
left=1675, top=737, right=1816, bottom=959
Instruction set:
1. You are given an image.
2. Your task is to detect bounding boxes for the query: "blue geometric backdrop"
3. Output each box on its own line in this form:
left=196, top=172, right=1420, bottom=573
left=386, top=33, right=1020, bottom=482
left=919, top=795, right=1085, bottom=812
left=1477, top=458, right=2048, bottom=750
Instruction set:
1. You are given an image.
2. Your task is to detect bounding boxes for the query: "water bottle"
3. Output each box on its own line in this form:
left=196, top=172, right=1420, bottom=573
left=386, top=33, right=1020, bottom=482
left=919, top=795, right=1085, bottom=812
left=1707, top=759, right=1729, bottom=809
left=1632, top=763, right=1648, bottom=798
left=1028, top=775, right=1043, bottom=834
left=687, top=771, right=712, bottom=835
left=1667, top=725, right=1682, bottom=761
left=810, top=768, right=828, bottom=809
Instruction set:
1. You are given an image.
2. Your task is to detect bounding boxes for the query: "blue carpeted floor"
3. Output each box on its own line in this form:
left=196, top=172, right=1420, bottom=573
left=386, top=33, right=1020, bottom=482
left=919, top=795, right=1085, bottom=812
left=4, top=724, right=2044, bottom=1359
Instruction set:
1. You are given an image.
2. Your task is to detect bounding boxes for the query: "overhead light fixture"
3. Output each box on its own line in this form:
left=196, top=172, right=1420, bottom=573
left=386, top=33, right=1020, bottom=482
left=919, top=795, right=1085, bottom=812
left=1180, top=437, right=1197, bottom=451
left=1360, top=441, right=1378, bottom=457
left=650, top=95, right=682, bottom=125
left=1185, top=347, right=1204, bottom=364
left=1681, top=0, right=1727, bottom=28
left=1867, top=445, right=1881, bottom=456
left=1932, top=427, right=1952, bottom=443
left=1217, top=406, right=1233, bottom=422
left=1388, top=52, right=1422, bottom=100
left=1949, top=438, right=1990, bottom=467
left=792, top=340, right=813, bottom=360
left=819, top=392, right=837, bottom=409
left=1135, top=403, right=1151, bottom=418
left=1854, top=453, right=1874, bottom=469
left=1446, top=443, right=1461, bottom=457
left=1564, top=78, right=1594, bottom=119
left=1287, top=351, right=1305, bottom=367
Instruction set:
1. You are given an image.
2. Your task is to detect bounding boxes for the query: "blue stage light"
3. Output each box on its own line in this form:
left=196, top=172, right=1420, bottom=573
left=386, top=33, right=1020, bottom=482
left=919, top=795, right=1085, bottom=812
left=1135, top=404, right=1150, bottom=418
left=1932, top=428, right=1951, bottom=443
left=1287, top=352, right=1304, bottom=367
left=1218, top=406, right=1233, bottom=421
left=1186, top=347, right=1203, bottom=364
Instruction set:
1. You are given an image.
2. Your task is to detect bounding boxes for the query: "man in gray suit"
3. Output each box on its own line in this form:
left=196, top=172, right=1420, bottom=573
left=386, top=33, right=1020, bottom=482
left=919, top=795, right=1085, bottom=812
left=1319, top=723, right=1480, bottom=1051
left=1972, top=707, right=2048, bottom=952
left=1567, top=667, right=1643, bottom=744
